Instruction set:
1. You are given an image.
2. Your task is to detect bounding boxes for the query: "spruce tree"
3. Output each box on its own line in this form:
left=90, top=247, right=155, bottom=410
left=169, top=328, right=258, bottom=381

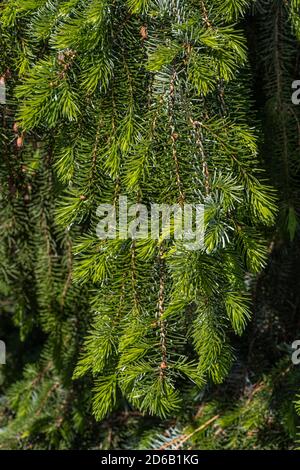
left=0, top=0, right=299, bottom=450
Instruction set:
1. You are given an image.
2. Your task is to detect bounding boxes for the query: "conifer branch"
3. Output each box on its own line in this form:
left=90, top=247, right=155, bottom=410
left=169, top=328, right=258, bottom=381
left=169, top=69, right=185, bottom=204
left=157, top=246, right=167, bottom=378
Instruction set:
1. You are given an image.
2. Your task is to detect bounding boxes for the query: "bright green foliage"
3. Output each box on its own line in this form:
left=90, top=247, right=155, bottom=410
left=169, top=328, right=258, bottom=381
left=0, top=0, right=300, bottom=451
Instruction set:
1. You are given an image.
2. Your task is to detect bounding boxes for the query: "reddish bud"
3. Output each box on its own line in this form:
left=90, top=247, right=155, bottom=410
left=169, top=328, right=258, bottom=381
left=17, top=136, right=24, bottom=148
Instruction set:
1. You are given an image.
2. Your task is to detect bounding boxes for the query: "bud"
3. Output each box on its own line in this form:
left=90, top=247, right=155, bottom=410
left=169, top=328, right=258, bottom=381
left=140, top=25, right=148, bottom=40
left=17, top=136, right=24, bottom=148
